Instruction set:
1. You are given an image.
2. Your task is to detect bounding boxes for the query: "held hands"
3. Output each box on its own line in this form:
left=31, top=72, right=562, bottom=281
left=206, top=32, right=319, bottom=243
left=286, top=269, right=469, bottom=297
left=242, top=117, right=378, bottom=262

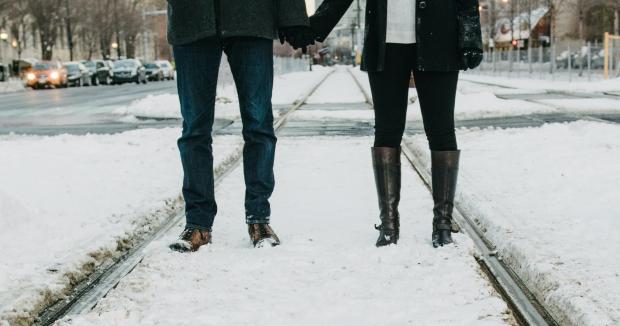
left=278, top=26, right=316, bottom=54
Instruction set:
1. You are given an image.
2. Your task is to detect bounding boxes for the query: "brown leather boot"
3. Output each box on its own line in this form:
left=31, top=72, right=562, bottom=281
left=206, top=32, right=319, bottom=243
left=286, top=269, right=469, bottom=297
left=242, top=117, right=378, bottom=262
left=248, top=224, right=281, bottom=248
left=169, top=227, right=212, bottom=252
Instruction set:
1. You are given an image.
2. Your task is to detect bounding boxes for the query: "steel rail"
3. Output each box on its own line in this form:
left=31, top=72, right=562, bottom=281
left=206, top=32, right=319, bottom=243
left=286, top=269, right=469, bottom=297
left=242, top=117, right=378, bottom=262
left=348, top=66, right=556, bottom=326
left=35, top=68, right=335, bottom=326
left=400, top=144, right=556, bottom=326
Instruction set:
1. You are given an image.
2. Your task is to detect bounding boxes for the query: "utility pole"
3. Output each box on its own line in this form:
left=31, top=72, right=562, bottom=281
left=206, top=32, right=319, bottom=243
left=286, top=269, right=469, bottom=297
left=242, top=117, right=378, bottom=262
left=65, top=0, right=74, bottom=61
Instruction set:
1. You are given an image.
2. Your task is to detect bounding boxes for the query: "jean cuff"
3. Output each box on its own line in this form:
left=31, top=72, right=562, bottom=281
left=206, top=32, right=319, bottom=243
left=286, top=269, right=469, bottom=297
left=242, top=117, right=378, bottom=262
left=246, top=215, right=270, bottom=225
left=186, top=223, right=212, bottom=232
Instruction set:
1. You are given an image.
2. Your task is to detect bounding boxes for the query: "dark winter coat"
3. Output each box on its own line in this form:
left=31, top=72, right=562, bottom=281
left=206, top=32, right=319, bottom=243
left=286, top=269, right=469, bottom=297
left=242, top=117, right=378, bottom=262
left=310, top=0, right=482, bottom=72
left=167, top=0, right=310, bottom=45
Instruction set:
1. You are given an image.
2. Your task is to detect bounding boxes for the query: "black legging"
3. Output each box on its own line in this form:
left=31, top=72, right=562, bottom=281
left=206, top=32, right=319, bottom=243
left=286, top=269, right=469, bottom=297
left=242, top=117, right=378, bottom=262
left=369, top=44, right=459, bottom=151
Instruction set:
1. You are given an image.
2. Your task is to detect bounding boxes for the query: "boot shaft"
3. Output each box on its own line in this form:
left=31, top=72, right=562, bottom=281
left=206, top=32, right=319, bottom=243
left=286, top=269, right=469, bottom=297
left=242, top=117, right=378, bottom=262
left=371, top=147, right=401, bottom=228
left=431, top=150, right=460, bottom=219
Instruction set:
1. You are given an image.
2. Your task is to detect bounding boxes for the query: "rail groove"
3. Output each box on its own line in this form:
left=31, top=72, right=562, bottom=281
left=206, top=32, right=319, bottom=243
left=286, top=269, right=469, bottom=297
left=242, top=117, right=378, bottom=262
left=35, top=68, right=335, bottom=326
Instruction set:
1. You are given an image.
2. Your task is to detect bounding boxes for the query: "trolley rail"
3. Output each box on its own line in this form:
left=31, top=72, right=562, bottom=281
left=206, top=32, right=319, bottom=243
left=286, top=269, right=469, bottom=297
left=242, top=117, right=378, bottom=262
left=349, top=67, right=557, bottom=326
left=35, top=69, right=335, bottom=326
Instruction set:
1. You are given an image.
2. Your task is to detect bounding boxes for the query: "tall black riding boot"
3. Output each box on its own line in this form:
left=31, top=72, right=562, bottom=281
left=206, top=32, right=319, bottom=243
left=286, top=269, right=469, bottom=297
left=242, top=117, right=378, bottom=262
left=372, top=147, right=401, bottom=247
left=431, top=150, right=460, bottom=248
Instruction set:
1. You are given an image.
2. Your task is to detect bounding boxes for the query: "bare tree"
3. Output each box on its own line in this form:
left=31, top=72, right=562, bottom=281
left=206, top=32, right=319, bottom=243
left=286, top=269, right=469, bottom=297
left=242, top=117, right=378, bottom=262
left=27, top=0, right=63, bottom=60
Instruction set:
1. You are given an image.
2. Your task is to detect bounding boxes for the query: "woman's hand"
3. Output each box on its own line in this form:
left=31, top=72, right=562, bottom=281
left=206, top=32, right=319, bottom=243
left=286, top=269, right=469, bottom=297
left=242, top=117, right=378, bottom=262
left=458, top=8, right=483, bottom=70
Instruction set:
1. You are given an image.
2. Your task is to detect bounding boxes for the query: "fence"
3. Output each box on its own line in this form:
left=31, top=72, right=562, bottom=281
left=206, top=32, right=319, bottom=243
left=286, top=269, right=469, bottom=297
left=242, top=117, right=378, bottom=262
left=472, top=40, right=620, bottom=82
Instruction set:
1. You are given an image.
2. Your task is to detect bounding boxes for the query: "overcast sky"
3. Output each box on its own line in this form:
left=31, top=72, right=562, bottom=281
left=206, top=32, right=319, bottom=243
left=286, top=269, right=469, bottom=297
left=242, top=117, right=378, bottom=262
left=306, top=0, right=316, bottom=14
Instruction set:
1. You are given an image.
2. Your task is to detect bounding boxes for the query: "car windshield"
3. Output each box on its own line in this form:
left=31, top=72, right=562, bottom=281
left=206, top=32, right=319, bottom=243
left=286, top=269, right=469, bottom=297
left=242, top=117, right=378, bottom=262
left=33, top=63, right=52, bottom=70
left=144, top=63, right=158, bottom=69
left=84, top=61, right=96, bottom=68
left=64, top=64, right=80, bottom=72
left=115, top=61, right=136, bottom=68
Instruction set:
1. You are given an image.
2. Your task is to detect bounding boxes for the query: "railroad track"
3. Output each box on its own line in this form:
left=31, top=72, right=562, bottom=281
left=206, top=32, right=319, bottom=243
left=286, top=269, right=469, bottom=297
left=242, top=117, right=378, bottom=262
left=349, top=67, right=557, bottom=326
left=34, top=68, right=335, bottom=326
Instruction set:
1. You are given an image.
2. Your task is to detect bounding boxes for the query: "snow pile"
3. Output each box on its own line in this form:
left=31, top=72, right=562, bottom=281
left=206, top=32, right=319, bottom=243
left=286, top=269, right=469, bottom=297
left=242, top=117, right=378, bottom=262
left=0, top=79, right=26, bottom=94
left=0, top=130, right=242, bottom=325
left=59, top=138, right=513, bottom=326
left=462, top=73, right=620, bottom=94
left=113, top=68, right=333, bottom=120
left=406, top=121, right=620, bottom=325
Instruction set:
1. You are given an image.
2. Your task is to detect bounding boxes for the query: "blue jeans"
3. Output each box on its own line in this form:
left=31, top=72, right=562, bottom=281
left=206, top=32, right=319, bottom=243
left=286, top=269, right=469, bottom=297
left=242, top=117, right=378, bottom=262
left=174, top=37, right=276, bottom=230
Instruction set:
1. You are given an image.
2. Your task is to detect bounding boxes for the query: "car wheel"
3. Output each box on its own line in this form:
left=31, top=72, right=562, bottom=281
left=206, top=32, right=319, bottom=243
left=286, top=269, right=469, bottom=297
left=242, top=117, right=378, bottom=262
left=93, top=76, right=99, bottom=86
left=105, top=76, right=112, bottom=85
left=142, top=77, right=148, bottom=84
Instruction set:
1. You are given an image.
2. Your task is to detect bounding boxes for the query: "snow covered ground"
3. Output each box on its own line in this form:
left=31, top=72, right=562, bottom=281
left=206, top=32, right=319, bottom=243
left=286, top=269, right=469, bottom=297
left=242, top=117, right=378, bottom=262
left=406, top=121, right=620, bottom=326
left=462, top=72, right=620, bottom=94
left=58, top=138, right=514, bottom=326
left=0, top=129, right=242, bottom=325
left=0, top=79, right=26, bottom=94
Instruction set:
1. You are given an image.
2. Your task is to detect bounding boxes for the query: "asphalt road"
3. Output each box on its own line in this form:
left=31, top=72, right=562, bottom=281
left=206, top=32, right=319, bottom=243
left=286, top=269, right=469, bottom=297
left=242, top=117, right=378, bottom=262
left=0, top=81, right=182, bottom=135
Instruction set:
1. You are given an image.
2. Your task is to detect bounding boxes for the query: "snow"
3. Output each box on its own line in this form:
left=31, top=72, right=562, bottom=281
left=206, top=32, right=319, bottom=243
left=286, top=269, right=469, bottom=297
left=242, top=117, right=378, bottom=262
left=58, top=137, right=513, bottom=326
left=306, top=67, right=366, bottom=104
left=406, top=121, right=620, bottom=326
left=0, top=130, right=242, bottom=325
left=462, top=73, right=620, bottom=94
left=113, top=68, right=333, bottom=120
left=0, top=79, right=26, bottom=94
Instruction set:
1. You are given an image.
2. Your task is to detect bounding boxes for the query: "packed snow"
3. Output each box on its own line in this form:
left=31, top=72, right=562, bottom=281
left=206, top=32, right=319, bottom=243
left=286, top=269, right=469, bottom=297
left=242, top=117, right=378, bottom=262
left=0, top=130, right=242, bottom=325
left=462, top=73, right=620, bottom=94
left=0, top=79, right=26, bottom=94
left=58, top=138, right=514, bottom=326
left=306, top=68, right=366, bottom=104
left=406, top=121, right=620, bottom=326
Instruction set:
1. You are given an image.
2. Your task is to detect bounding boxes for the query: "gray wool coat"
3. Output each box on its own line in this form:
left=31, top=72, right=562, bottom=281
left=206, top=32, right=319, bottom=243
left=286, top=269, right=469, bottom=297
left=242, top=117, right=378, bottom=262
left=167, top=0, right=310, bottom=45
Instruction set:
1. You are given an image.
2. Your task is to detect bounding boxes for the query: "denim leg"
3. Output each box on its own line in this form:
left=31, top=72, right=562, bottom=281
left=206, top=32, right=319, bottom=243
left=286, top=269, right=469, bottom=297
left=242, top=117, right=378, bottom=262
left=224, top=38, right=276, bottom=224
left=174, top=38, right=223, bottom=230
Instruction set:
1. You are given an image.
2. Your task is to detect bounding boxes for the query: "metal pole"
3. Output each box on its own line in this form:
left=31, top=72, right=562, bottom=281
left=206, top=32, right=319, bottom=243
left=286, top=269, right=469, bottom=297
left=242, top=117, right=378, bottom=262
left=568, top=45, right=572, bottom=82
left=587, top=42, right=591, bottom=81
left=604, top=32, right=609, bottom=79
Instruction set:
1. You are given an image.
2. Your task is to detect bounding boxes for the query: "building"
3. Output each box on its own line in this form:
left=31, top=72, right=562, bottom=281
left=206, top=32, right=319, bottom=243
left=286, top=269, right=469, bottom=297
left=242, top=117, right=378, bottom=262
left=314, top=0, right=365, bottom=63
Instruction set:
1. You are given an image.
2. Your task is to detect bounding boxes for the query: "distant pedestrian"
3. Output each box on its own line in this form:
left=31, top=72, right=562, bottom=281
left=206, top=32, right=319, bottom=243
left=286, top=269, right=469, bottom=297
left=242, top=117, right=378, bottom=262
left=168, top=1, right=315, bottom=252
left=309, top=0, right=483, bottom=247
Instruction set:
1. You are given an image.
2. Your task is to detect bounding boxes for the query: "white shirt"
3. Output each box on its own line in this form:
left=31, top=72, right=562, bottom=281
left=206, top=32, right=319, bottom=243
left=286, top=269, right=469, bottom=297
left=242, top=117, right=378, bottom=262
left=386, top=0, right=416, bottom=44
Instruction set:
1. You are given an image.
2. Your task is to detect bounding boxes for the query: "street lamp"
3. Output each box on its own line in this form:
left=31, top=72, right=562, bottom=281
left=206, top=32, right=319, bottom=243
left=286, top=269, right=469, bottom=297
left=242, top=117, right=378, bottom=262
left=0, top=31, right=8, bottom=40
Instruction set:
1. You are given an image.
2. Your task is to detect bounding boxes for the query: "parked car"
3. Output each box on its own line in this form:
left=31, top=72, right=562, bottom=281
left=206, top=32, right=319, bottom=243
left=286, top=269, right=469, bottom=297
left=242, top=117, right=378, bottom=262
left=112, top=59, right=147, bottom=85
left=144, top=62, right=164, bottom=81
left=155, top=60, right=175, bottom=80
left=556, top=50, right=580, bottom=69
left=83, top=60, right=114, bottom=85
left=63, top=62, right=91, bottom=87
left=25, top=61, right=68, bottom=89
left=591, top=49, right=605, bottom=70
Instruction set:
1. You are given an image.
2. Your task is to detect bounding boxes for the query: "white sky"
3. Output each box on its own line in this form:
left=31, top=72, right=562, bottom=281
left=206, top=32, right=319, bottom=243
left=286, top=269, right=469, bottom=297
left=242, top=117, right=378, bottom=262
left=306, top=0, right=316, bottom=14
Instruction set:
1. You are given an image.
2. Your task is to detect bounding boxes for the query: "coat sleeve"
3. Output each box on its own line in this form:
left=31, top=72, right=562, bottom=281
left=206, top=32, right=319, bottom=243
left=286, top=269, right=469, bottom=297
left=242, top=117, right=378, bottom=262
left=276, top=0, right=310, bottom=28
left=309, top=0, right=354, bottom=42
left=456, top=0, right=483, bottom=51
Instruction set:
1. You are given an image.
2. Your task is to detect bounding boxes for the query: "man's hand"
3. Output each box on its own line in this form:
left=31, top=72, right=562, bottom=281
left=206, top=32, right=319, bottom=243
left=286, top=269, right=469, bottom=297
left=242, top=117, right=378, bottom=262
left=279, top=26, right=316, bottom=54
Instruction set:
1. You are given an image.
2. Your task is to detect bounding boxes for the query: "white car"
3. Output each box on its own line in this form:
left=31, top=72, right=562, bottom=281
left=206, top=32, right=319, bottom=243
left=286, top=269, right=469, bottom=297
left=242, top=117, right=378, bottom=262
left=155, top=60, right=175, bottom=80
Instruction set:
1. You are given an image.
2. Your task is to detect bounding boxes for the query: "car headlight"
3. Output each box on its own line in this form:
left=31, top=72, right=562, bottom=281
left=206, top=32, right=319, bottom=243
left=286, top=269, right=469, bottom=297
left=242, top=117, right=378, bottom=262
left=27, top=73, right=36, bottom=80
left=50, top=71, right=59, bottom=80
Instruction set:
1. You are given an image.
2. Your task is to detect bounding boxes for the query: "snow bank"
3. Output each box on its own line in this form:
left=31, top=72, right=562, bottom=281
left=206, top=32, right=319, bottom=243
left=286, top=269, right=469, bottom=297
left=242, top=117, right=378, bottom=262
left=0, top=79, right=26, bottom=94
left=59, top=137, right=513, bottom=326
left=406, top=121, right=620, bottom=325
left=462, top=73, right=620, bottom=94
left=0, top=130, right=242, bottom=325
